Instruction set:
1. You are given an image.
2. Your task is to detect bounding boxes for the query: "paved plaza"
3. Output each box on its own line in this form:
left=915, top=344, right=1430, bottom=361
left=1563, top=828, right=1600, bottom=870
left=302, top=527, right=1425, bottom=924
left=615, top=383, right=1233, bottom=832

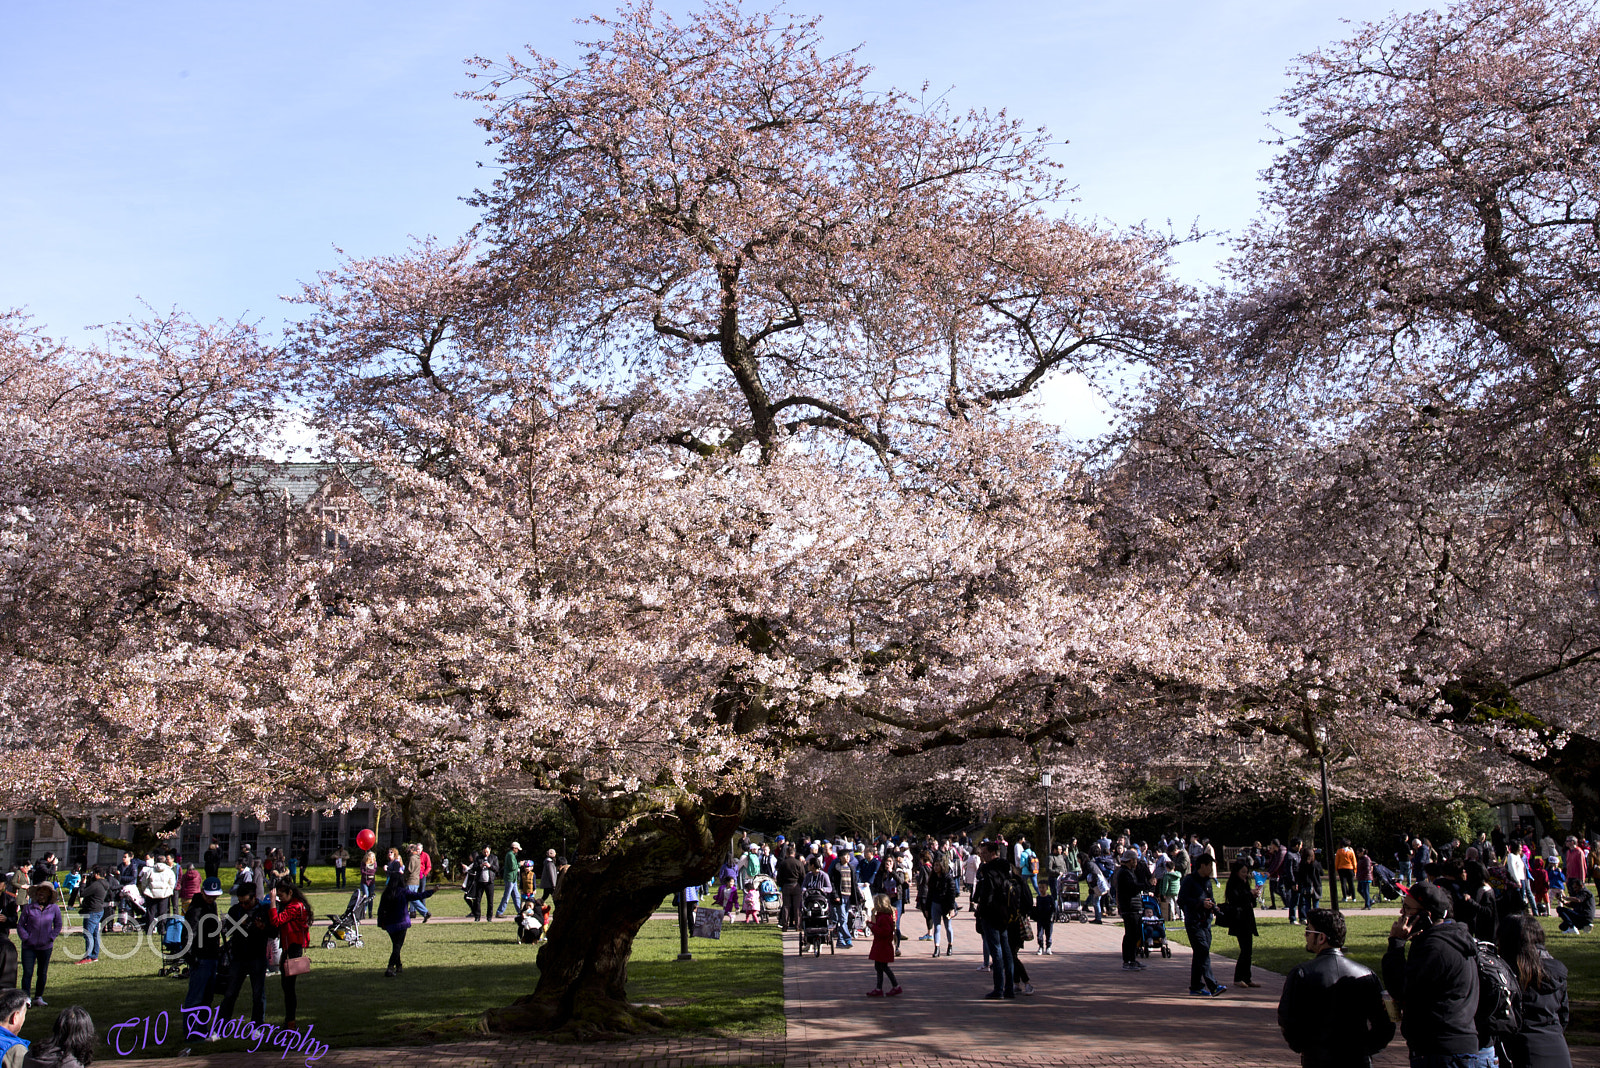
left=149, top=914, right=1598, bottom=1068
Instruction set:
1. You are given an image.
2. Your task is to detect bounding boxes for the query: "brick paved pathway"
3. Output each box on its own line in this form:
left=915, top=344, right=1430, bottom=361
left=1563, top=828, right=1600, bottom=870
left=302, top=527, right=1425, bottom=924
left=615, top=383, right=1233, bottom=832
left=151, top=915, right=1596, bottom=1068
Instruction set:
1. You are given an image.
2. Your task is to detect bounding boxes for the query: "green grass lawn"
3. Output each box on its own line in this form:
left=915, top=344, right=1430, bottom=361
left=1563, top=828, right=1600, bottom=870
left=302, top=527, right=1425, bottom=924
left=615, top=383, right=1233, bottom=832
left=1170, top=912, right=1600, bottom=1045
left=18, top=911, right=782, bottom=1060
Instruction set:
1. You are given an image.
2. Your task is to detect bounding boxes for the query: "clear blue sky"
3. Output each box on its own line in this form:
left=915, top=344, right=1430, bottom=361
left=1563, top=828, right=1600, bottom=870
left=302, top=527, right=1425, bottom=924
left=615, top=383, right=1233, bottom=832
left=2, top=0, right=1427, bottom=347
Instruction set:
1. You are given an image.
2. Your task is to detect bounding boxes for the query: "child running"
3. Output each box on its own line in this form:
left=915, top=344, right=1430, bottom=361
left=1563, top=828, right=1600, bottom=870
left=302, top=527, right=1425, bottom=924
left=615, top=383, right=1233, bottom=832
left=741, top=880, right=759, bottom=923
left=865, top=894, right=901, bottom=997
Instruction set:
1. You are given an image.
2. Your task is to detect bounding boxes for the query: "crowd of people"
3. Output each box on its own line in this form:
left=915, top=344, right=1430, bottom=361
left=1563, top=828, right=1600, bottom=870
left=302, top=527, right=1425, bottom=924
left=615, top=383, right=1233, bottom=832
left=752, top=823, right=1592, bottom=1068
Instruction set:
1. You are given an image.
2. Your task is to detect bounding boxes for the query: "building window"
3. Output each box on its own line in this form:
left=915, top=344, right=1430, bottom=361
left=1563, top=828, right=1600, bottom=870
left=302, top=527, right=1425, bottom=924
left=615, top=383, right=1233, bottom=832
left=14, top=818, right=33, bottom=867
left=321, top=507, right=350, bottom=552
left=318, top=817, right=340, bottom=861
left=238, top=815, right=260, bottom=857
left=290, top=811, right=312, bottom=859
left=181, top=820, right=202, bottom=860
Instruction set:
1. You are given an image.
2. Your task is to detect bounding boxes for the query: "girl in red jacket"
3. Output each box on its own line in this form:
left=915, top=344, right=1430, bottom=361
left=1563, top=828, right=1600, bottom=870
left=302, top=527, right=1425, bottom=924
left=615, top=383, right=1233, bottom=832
left=268, top=878, right=313, bottom=1027
left=865, top=894, right=901, bottom=996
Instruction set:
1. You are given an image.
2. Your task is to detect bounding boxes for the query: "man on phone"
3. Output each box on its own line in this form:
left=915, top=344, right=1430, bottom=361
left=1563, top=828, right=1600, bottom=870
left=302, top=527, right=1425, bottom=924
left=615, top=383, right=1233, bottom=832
left=1379, top=883, right=1487, bottom=1068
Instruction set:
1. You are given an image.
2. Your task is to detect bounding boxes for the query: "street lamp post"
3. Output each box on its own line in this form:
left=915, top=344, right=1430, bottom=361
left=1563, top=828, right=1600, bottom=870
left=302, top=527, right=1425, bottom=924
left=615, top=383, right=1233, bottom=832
left=1315, top=725, right=1340, bottom=914
left=1041, top=770, right=1053, bottom=865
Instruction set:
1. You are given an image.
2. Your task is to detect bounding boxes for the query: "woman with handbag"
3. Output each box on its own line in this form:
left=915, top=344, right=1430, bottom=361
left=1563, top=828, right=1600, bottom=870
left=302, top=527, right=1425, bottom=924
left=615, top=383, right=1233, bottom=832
left=1224, top=857, right=1261, bottom=987
left=267, top=878, right=312, bottom=1028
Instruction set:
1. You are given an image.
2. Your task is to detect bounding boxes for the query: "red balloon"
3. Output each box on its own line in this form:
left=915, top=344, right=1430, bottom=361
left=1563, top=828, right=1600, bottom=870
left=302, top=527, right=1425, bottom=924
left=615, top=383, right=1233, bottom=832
left=355, top=828, right=376, bottom=851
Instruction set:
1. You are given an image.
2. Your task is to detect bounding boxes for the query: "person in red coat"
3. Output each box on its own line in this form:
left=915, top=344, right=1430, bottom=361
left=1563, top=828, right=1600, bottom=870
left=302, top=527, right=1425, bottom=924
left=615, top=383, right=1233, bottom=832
left=267, top=878, right=312, bottom=1028
left=865, top=894, right=901, bottom=996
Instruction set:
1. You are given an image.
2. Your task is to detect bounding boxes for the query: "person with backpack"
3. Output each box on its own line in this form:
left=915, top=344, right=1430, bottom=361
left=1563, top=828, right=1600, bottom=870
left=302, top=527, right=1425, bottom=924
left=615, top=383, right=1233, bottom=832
left=1494, top=914, right=1570, bottom=1068
left=973, top=840, right=1016, bottom=1000
left=1380, top=883, right=1498, bottom=1068
left=1278, top=908, right=1395, bottom=1068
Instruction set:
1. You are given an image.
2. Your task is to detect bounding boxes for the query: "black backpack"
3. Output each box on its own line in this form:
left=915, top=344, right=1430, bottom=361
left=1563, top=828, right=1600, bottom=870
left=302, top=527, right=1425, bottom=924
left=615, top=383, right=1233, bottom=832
left=1473, top=939, right=1522, bottom=1044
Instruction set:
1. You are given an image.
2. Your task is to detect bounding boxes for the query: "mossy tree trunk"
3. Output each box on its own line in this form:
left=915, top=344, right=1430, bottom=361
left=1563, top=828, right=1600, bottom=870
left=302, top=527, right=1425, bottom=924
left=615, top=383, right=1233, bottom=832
left=483, top=787, right=745, bottom=1036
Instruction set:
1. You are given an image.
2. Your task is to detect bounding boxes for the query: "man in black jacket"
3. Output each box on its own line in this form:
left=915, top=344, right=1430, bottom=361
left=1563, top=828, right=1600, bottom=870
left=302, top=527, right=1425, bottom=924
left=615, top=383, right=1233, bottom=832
left=1279, top=908, right=1394, bottom=1068
left=1380, top=883, right=1490, bottom=1068
left=973, top=841, right=1016, bottom=1000
left=217, top=883, right=270, bottom=1029
left=1177, top=853, right=1225, bottom=997
left=776, top=845, right=805, bottom=931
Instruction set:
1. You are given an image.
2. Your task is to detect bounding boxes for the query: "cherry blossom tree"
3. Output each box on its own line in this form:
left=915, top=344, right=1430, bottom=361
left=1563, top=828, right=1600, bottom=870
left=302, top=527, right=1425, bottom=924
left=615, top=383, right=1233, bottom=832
left=1201, top=0, right=1600, bottom=827
left=261, top=0, right=1245, bottom=1032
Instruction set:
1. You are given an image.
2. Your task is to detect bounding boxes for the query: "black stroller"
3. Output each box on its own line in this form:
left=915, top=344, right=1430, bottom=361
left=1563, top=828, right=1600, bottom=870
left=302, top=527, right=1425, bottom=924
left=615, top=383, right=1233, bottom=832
left=1053, top=874, right=1088, bottom=923
left=798, top=888, right=835, bottom=956
left=1372, top=863, right=1404, bottom=901
left=321, top=887, right=366, bottom=949
left=157, top=914, right=190, bottom=977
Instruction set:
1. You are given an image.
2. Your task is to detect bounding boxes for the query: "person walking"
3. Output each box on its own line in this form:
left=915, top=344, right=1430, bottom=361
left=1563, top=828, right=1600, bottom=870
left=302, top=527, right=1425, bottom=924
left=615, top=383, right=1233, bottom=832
left=928, top=852, right=956, bottom=957
left=776, top=845, right=804, bottom=931
left=16, top=886, right=61, bottom=1007
left=538, top=849, right=560, bottom=905
left=1495, top=914, right=1571, bottom=1068
left=863, top=894, right=901, bottom=997
left=1225, top=856, right=1261, bottom=988
left=1277, top=908, right=1395, bottom=1068
left=1355, top=847, right=1375, bottom=910
left=265, top=878, right=311, bottom=1029
left=377, top=869, right=437, bottom=977
left=493, top=842, right=523, bottom=920
left=332, top=847, right=348, bottom=890
left=404, top=844, right=431, bottom=923
left=1115, top=850, right=1146, bottom=972
left=1178, top=853, right=1225, bottom=997
left=1335, top=839, right=1357, bottom=906
left=73, top=870, right=109, bottom=965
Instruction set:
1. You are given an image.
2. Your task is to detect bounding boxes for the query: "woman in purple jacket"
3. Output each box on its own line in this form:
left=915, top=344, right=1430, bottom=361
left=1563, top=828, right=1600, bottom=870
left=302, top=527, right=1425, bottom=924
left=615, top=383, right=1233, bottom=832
left=18, top=885, right=62, bottom=1006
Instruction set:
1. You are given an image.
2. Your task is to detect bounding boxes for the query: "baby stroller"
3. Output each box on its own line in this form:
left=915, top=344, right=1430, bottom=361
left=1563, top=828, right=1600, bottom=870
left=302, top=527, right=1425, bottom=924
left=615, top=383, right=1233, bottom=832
left=1138, top=892, right=1171, bottom=958
left=156, top=914, right=190, bottom=977
left=515, top=898, right=549, bottom=944
left=1054, top=874, right=1087, bottom=923
left=320, top=888, right=366, bottom=949
left=798, top=888, right=835, bottom=956
left=757, top=877, right=781, bottom=924
left=1372, top=863, right=1404, bottom=901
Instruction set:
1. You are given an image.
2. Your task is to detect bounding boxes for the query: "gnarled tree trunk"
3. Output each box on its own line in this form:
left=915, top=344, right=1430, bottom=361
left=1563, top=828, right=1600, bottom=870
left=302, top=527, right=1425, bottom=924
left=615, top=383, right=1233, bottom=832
left=483, top=787, right=745, bottom=1036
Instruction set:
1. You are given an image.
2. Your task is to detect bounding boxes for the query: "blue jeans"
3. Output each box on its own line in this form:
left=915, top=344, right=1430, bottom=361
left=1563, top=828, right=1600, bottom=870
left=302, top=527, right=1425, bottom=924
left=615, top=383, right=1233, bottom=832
left=408, top=881, right=431, bottom=918
left=1186, top=922, right=1219, bottom=992
left=1407, top=1047, right=1497, bottom=1068
left=218, top=954, right=267, bottom=1025
left=928, top=900, right=953, bottom=948
left=20, top=946, right=50, bottom=998
left=184, top=958, right=217, bottom=1009
left=495, top=880, right=521, bottom=917
left=1359, top=880, right=1373, bottom=908
left=834, top=901, right=853, bottom=946
left=981, top=924, right=1014, bottom=995
left=80, top=910, right=103, bottom=960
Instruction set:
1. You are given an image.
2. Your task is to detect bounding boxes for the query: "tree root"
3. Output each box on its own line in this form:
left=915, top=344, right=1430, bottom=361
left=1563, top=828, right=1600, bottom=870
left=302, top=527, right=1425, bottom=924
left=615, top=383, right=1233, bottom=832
left=481, top=993, right=669, bottom=1040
